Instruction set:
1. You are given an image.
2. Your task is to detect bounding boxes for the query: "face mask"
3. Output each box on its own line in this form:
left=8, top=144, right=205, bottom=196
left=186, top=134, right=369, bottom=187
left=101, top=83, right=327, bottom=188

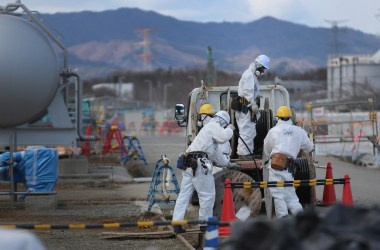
left=218, top=117, right=228, bottom=128
left=255, top=66, right=266, bottom=77
left=197, top=114, right=210, bottom=127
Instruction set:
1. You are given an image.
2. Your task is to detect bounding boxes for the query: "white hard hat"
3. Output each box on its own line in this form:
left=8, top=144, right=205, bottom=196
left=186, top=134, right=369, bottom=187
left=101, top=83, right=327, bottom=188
left=255, top=55, right=270, bottom=69
left=215, top=110, right=230, bottom=125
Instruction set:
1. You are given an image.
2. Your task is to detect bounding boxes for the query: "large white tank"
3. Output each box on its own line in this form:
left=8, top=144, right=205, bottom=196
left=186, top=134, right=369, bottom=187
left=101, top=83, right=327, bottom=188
left=0, top=14, right=60, bottom=128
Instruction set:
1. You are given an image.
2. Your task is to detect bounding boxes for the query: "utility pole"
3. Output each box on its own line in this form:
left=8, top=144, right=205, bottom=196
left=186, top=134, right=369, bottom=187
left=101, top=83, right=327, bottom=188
left=339, top=57, right=349, bottom=99
left=206, top=46, right=216, bottom=86
left=352, top=57, right=358, bottom=97
left=163, top=83, right=173, bottom=117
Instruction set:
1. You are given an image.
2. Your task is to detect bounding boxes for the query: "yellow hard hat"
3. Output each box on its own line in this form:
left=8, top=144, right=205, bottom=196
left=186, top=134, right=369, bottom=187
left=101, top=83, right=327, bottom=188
left=276, top=106, right=292, bottom=118
left=199, top=104, right=215, bottom=115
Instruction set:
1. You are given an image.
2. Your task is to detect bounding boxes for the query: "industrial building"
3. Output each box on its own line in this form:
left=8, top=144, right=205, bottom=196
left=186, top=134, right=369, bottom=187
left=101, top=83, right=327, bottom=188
left=327, top=49, right=380, bottom=100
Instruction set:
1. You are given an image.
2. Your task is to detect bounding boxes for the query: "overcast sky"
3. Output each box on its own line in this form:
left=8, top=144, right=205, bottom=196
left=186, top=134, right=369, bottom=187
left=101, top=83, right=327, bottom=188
left=1, top=0, right=379, bottom=35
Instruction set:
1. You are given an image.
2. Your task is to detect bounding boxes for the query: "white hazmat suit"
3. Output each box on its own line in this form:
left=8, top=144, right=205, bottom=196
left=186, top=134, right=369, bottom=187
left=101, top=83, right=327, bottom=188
left=236, top=63, right=260, bottom=156
left=172, top=117, right=233, bottom=221
left=263, top=119, right=314, bottom=218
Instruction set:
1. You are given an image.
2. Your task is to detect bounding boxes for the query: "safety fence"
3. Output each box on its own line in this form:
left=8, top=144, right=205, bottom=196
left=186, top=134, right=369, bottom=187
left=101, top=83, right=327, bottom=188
left=230, top=177, right=348, bottom=189
left=0, top=220, right=229, bottom=230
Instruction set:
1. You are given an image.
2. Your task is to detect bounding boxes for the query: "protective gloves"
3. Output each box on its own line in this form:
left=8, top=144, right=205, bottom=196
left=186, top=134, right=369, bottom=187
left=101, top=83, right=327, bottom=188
left=199, top=157, right=212, bottom=175
left=227, top=124, right=235, bottom=131
left=250, top=103, right=259, bottom=115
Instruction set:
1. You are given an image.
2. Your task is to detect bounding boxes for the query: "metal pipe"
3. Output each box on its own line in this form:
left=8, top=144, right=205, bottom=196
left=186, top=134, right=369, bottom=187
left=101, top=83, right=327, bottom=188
left=0, top=191, right=57, bottom=196
left=67, top=72, right=98, bottom=141
left=311, top=100, right=370, bottom=108
left=312, top=120, right=373, bottom=125
left=9, top=133, right=16, bottom=207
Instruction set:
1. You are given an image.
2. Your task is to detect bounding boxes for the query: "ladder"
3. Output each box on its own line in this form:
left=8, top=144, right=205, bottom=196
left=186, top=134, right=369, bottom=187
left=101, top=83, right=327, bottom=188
left=120, top=135, right=147, bottom=165
left=146, top=157, right=180, bottom=212
left=102, top=125, right=124, bottom=156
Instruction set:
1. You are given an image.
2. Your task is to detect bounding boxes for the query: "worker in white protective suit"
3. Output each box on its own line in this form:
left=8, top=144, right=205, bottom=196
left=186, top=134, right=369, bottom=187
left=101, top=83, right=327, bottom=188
left=196, top=104, right=232, bottom=172
left=236, top=55, right=270, bottom=159
left=173, top=110, right=234, bottom=233
left=263, top=106, right=314, bottom=218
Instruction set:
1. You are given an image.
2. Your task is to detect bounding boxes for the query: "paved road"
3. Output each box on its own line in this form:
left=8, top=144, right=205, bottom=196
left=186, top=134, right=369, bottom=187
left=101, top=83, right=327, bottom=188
left=137, top=133, right=380, bottom=207
left=315, top=155, right=380, bottom=207
left=137, top=132, right=185, bottom=181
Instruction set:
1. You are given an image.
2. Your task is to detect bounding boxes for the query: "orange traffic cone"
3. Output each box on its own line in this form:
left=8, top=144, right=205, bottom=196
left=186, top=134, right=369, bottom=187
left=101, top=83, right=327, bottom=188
left=342, top=174, right=354, bottom=206
left=219, top=179, right=236, bottom=236
left=322, top=162, right=336, bottom=206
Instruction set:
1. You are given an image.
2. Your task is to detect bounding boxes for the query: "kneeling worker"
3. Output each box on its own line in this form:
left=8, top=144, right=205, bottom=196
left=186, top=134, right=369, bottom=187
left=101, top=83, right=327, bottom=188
left=263, top=106, right=314, bottom=218
left=173, top=109, right=234, bottom=233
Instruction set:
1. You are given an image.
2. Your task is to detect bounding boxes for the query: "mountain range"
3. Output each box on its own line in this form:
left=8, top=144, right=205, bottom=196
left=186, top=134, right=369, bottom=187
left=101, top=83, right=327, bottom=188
left=41, top=8, right=380, bottom=79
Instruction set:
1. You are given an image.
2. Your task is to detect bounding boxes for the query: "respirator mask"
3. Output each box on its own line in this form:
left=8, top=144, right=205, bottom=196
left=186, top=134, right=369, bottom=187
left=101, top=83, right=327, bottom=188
left=255, top=65, right=266, bottom=77
left=217, top=117, right=228, bottom=128
left=197, top=114, right=211, bottom=127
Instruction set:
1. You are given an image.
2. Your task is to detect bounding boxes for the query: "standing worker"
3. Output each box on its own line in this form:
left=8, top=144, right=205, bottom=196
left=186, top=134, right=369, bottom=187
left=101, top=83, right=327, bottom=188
left=263, top=106, right=314, bottom=218
left=235, top=54, right=270, bottom=159
left=173, top=110, right=234, bottom=233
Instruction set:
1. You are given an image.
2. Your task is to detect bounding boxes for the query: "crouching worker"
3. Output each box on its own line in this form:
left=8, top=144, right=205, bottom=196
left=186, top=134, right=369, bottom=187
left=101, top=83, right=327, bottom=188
left=263, top=106, right=314, bottom=218
left=173, top=110, right=234, bottom=233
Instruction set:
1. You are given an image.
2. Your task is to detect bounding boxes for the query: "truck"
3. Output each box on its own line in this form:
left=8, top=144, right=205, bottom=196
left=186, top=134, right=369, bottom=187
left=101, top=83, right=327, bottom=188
left=174, top=82, right=315, bottom=220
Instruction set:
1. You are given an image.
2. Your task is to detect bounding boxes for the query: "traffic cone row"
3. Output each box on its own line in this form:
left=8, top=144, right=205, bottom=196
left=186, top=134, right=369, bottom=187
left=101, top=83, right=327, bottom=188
left=321, top=162, right=354, bottom=206
left=342, top=174, right=353, bottom=206
left=322, top=162, right=336, bottom=205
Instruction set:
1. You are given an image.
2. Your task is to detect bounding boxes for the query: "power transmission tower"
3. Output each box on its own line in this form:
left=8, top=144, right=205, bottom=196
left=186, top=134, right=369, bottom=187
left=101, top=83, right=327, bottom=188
left=325, top=19, right=347, bottom=57
left=136, top=28, right=154, bottom=71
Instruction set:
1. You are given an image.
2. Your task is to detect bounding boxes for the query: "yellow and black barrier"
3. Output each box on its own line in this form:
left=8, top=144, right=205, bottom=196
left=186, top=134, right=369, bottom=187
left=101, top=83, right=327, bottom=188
left=0, top=220, right=230, bottom=230
left=231, top=178, right=347, bottom=189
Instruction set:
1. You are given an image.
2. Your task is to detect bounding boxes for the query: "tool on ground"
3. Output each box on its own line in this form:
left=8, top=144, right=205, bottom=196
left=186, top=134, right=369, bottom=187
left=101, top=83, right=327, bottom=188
left=120, top=135, right=147, bottom=165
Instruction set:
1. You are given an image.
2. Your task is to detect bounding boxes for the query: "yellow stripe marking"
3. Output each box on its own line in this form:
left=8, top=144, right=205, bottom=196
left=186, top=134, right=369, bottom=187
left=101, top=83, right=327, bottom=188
left=277, top=181, right=284, bottom=187
left=104, top=223, right=121, bottom=229
left=171, top=220, right=187, bottom=226
left=0, top=225, right=16, bottom=229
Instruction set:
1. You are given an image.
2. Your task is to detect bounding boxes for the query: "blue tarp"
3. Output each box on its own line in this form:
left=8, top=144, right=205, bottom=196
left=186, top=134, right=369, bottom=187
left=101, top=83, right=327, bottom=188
left=0, top=148, right=58, bottom=193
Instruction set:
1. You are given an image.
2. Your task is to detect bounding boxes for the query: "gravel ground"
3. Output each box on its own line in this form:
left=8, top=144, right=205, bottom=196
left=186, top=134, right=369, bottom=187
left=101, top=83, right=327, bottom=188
left=0, top=190, right=193, bottom=250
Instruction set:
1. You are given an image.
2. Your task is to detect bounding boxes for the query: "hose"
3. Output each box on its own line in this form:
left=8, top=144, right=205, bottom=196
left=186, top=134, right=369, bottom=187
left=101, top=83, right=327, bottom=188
left=233, top=130, right=262, bottom=182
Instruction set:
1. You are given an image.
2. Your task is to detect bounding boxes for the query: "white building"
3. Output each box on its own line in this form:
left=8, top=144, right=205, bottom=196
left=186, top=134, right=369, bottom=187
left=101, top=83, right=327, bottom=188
left=327, top=49, right=380, bottom=100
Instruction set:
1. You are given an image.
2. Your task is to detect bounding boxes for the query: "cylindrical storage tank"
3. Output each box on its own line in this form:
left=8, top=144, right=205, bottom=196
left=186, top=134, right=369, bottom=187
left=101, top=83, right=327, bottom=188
left=0, top=14, right=60, bottom=128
